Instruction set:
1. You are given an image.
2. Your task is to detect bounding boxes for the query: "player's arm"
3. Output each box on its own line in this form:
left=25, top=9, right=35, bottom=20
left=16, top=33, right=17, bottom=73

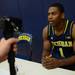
left=42, top=26, right=51, bottom=58
left=41, top=26, right=52, bottom=67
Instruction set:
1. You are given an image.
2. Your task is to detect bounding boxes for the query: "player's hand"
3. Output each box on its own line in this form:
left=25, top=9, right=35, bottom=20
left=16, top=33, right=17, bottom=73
left=42, top=56, right=61, bottom=69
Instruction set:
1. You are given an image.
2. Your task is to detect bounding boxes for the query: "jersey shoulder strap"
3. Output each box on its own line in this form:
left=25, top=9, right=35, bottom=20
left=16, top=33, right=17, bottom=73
left=48, top=24, right=53, bottom=40
left=65, top=19, right=74, bottom=37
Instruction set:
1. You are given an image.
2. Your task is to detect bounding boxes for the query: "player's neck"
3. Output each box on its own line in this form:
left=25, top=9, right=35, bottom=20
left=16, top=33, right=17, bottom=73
left=53, top=19, right=66, bottom=32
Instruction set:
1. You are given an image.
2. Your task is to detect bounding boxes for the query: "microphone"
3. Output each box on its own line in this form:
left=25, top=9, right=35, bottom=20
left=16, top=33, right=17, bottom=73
left=18, top=33, right=32, bottom=45
left=17, top=33, right=32, bottom=60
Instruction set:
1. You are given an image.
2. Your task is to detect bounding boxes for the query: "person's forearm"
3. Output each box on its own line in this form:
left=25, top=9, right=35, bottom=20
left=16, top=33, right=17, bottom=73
left=59, top=55, right=75, bottom=66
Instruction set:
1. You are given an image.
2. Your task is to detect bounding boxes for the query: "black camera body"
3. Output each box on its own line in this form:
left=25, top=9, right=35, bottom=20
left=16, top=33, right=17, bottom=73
left=0, top=16, right=22, bottom=75
left=0, top=16, right=22, bottom=38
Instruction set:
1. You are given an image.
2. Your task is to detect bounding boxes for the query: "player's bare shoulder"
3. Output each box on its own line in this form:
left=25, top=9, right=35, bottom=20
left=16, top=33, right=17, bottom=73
left=72, top=23, right=75, bottom=39
left=42, top=25, right=48, bottom=40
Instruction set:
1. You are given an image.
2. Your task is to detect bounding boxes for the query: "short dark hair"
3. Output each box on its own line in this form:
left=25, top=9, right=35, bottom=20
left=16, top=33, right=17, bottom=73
left=48, top=3, right=64, bottom=13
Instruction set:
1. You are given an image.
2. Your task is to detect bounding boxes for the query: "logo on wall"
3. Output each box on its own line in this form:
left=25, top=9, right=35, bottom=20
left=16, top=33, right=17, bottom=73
left=18, top=33, right=32, bottom=46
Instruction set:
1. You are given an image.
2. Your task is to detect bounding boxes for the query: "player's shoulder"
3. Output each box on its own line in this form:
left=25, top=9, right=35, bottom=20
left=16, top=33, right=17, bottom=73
left=71, top=20, right=75, bottom=39
left=72, top=21, right=75, bottom=30
left=43, top=25, right=48, bottom=32
left=71, top=19, right=75, bottom=28
left=42, top=25, right=48, bottom=38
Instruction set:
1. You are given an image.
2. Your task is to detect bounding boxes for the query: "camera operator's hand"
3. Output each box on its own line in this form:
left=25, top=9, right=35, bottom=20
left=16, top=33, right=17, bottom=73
left=0, top=38, right=18, bottom=62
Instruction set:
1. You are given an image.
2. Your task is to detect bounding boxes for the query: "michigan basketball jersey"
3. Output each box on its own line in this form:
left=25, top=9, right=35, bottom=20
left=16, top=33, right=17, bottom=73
left=48, top=19, right=75, bottom=70
left=48, top=19, right=75, bottom=59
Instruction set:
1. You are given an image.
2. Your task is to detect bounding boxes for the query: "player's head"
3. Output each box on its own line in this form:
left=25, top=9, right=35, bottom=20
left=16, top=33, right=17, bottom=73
left=48, top=3, right=65, bottom=25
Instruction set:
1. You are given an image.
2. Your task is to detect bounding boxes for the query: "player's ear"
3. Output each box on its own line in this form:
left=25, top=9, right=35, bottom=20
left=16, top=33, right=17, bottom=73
left=61, top=13, right=65, bottom=19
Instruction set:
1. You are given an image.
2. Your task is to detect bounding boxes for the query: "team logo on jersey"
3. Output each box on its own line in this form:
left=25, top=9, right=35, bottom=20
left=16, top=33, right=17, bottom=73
left=51, top=37, right=53, bottom=40
left=65, top=36, right=71, bottom=39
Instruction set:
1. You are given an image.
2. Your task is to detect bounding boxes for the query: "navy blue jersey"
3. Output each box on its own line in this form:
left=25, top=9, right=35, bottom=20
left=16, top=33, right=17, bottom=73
left=48, top=19, right=75, bottom=70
